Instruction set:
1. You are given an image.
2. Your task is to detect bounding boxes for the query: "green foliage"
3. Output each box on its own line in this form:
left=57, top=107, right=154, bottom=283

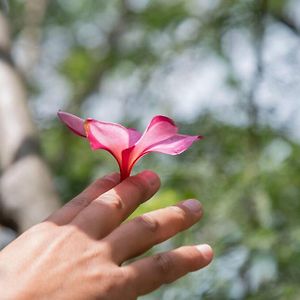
left=9, top=0, right=300, bottom=298
left=136, top=2, right=188, bottom=29
left=61, top=47, right=99, bottom=85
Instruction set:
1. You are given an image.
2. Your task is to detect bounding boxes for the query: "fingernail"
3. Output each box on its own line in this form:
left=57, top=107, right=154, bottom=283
left=103, top=173, right=120, bottom=183
left=139, top=170, right=159, bottom=186
left=196, top=244, right=213, bottom=260
left=182, top=199, right=202, bottom=213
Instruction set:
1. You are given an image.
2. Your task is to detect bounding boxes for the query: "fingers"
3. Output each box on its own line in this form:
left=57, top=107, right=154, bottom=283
left=123, top=244, right=213, bottom=296
left=47, top=173, right=120, bottom=225
left=106, top=199, right=203, bottom=264
left=71, top=170, right=160, bottom=239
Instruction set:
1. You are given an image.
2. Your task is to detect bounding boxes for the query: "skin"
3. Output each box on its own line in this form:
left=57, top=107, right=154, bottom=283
left=0, top=170, right=213, bottom=300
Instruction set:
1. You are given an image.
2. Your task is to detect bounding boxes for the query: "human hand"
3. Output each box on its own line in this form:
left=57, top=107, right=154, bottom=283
left=0, top=170, right=213, bottom=300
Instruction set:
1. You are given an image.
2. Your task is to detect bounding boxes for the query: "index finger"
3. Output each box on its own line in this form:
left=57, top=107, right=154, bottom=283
left=46, top=173, right=120, bottom=225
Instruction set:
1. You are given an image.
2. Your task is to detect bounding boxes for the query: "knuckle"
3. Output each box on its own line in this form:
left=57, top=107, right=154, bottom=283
left=169, top=206, right=188, bottom=227
left=67, top=195, right=90, bottom=208
left=99, top=192, right=124, bottom=210
left=116, top=268, right=138, bottom=299
left=100, top=269, right=136, bottom=300
left=29, top=222, right=54, bottom=234
left=97, top=269, right=122, bottom=296
left=134, top=214, right=158, bottom=232
left=26, top=222, right=59, bottom=243
left=119, top=267, right=133, bottom=285
left=153, top=253, right=173, bottom=276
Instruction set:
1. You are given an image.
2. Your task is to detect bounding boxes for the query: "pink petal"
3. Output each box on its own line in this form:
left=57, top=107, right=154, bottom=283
left=132, top=115, right=178, bottom=152
left=127, top=115, right=202, bottom=173
left=127, top=128, right=143, bottom=146
left=143, top=115, right=178, bottom=140
left=85, top=119, right=142, bottom=168
left=144, top=134, right=203, bottom=155
left=57, top=111, right=86, bottom=137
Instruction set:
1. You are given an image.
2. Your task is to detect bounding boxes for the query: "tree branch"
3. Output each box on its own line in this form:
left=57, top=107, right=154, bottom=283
left=0, top=11, right=60, bottom=232
left=68, top=0, right=130, bottom=113
left=15, top=0, right=49, bottom=75
left=270, top=11, right=300, bottom=36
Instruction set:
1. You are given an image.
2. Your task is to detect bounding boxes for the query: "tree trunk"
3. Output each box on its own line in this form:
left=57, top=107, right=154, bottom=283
left=0, top=11, right=60, bottom=232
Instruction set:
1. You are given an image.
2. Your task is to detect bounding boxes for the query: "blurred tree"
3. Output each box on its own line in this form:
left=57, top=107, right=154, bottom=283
left=0, top=5, right=59, bottom=232
left=1, top=0, right=300, bottom=299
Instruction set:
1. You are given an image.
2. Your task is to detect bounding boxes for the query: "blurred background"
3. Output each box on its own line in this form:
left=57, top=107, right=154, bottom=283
left=0, top=0, right=300, bottom=299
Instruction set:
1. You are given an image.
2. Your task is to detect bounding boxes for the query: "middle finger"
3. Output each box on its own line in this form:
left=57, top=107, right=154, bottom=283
left=105, top=199, right=203, bottom=264
left=71, top=170, right=160, bottom=239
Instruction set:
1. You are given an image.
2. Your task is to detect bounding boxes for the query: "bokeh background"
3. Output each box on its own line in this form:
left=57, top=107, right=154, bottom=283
left=1, top=0, right=300, bottom=299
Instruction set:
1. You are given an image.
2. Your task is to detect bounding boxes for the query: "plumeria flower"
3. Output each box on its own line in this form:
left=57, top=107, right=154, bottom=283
left=58, top=111, right=203, bottom=180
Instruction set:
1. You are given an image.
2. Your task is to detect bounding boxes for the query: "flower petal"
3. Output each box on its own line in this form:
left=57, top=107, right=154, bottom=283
left=85, top=119, right=142, bottom=165
left=127, top=128, right=143, bottom=146
left=127, top=115, right=202, bottom=173
left=133, top=115, right=178, bottom=151
left=57, top=111, right=86, bottom=137
left=144, top=134, right=203, bottom=155
left=128, top=115, right=179, bottom=163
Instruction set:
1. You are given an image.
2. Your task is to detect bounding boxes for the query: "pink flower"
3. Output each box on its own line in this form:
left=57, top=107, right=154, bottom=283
left=58, top=111, right=203, bottom=180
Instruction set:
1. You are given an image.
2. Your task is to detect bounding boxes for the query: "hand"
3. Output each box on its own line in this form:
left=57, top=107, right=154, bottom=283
left=0, top=170, right=213, bottom=300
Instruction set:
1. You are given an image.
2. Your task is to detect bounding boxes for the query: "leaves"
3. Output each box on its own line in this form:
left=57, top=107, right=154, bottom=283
left=8, top=0, right=300, bottom=298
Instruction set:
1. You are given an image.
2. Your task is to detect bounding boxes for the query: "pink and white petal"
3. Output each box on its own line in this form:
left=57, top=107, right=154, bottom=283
left=119, top=116, right=179, bottom=179
left=127, top=115, right=179, bottom=167
left=143, top=115, right=178, bottom=139
left=133, top=115, right=178, bottom=152
left=127, top=128, right=143, bottom=146
left=85, top=119, right=141, bottom=163
left=126, top=115, right=202, bottom=175
left=127, top=135, right=202, bottom=174
left=57, top=111, right=86, bottom=137
left=144, top=134, right=203, bottom=155
left=123, top=134, right=203, bottom=179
